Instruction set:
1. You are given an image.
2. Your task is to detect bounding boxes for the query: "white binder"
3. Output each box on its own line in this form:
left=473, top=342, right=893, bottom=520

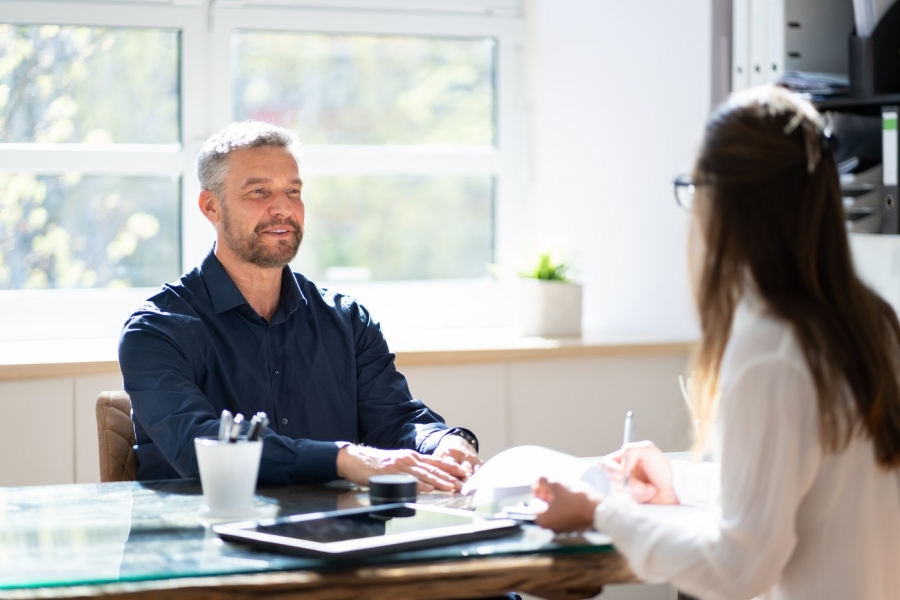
left=733, top=0, right=751, bottom=91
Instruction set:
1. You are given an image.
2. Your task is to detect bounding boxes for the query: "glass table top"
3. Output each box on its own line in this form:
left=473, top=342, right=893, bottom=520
left=0, top=479, right=614, bottom=590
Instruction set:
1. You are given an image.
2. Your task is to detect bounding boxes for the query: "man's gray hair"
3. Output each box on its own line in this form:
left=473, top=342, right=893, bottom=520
left=197, top=121, right=300, bottom=199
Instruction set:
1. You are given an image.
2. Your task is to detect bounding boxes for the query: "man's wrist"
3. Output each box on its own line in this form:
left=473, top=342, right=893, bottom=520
left=334, top=442, right=354, bottom=479
left=442, top=428, right=479, bottom=453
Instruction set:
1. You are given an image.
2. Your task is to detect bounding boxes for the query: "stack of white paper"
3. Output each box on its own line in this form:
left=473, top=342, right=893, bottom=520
left=461, top=445, right=610, bottom=507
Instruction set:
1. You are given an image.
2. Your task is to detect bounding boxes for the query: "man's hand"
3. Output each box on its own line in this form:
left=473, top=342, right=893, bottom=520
left=432, top=434, right=481, bottom=480
left=533, top=477, right=604, bottom=533
left=599, top=441, right=678, bottom=505
left=336, top=445, right=469, bottom=492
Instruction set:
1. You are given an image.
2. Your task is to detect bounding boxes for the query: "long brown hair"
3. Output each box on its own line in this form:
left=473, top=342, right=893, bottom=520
left=690, top=85, right=900, bottom=468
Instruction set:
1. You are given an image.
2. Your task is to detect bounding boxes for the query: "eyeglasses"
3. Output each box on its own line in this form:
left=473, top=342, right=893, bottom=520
left=673, top=174, right=700, bottom=211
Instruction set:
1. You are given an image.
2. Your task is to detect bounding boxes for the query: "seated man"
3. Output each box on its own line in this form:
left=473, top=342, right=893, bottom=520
left=119, top=121, right=480, bottom=490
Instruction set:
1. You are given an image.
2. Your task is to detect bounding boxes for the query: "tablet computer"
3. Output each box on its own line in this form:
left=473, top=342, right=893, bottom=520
left=213, top=503, right=521, bottom=559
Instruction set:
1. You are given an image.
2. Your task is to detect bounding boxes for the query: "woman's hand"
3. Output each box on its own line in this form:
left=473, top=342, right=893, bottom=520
left=600, top=441, right=679, bottom=505
left=533, top=477, right=604, bottom=533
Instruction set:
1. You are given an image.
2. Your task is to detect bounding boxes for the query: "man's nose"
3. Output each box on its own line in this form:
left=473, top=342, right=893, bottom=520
left=268, top=191, right=293, bottom=217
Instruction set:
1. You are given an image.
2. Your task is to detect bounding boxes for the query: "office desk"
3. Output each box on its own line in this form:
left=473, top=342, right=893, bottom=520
left=0, top=480, right=637, bottom=600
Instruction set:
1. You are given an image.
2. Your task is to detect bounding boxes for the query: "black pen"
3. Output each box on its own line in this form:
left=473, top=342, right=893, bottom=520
left=250, top=413, right=269, bottom=442
left=245, top=413, right=262, bottom=441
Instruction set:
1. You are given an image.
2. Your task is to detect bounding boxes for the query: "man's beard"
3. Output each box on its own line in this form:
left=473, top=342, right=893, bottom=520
left=221, top=206, right=303, bottom=269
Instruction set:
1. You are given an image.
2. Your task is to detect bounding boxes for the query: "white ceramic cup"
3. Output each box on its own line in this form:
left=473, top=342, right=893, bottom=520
left=194, top=437, right=263, bottom=518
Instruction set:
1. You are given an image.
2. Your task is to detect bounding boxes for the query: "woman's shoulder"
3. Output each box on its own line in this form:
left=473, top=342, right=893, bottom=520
left=722, top=306, right=809, bottom=385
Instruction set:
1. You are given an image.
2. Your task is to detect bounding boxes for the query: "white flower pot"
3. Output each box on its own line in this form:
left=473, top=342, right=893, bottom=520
left=517, top=279, right=583, bottom=337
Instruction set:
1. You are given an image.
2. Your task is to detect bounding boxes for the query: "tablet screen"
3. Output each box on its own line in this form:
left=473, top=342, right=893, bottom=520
left=250, top=507, right=480, bottom=544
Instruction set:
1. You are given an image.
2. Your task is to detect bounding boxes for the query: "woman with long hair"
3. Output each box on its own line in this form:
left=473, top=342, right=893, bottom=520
left=534, top=85, right=900, bottom=599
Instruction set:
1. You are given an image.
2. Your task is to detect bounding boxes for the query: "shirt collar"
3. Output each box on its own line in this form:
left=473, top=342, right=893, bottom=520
left=200, top=249, right=248, bottom=314
left=199, top=247, right=307, bottom=317
left=733, top=275, right=768, bottom=333
left=277, top=263, right=306, bottom=319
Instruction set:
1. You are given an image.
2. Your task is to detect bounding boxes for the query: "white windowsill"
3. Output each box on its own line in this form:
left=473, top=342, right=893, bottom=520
left=0, top=328, right=696, bottom=382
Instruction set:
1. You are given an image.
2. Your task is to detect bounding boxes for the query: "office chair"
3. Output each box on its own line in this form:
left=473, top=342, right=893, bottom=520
left=95, top=391, right=138, bottom=482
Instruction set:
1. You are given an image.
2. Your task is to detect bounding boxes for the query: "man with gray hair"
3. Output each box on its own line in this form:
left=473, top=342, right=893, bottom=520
left=118, top=121, right=480, bottom=490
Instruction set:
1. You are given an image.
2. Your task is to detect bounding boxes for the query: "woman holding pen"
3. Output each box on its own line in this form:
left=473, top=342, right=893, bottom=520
left=534, top=85, right=900, bottom=599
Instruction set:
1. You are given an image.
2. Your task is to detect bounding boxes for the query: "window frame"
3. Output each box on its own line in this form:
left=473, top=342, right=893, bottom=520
left=0, top=0, right=527, bottom=341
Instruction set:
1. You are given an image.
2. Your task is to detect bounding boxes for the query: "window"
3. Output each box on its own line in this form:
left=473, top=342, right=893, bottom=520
left=0, top=0, right=525, bottom=340
left=0, top=23, right=182, bottom=290
left=299, top=175, right=494, bottom=281
left=233, top=32, right=496, bottom=146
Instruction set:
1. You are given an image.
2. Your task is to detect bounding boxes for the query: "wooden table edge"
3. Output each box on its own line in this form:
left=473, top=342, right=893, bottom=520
left=0, top=551, right=638, bottom=600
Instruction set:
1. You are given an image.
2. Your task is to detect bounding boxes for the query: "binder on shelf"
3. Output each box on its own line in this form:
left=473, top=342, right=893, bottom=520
left=733, top=0, right=854, bottom=92
left=750, top=0, right=769, bottom=87
left=733, top=0, right=751, bottom=91
left=883, top=107, right=899, bottom=234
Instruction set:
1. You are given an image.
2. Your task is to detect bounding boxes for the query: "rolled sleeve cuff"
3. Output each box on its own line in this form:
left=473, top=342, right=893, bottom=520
left=593, top=492, right=637, bottom=535
left=292, top=440, right=348, bottom=483
left=420, top=427, right=479, bottom=455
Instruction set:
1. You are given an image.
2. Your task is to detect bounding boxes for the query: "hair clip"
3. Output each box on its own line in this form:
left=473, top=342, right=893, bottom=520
left=819, top=127, right=836, bottom=155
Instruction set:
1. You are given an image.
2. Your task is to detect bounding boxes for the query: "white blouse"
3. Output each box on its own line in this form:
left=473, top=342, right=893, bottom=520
left=594, top=299, right=900, bottom=600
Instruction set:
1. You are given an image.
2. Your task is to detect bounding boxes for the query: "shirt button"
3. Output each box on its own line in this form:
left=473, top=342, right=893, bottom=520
left=281, top=418, right=288, bottom=425
left=273, top=370, right=280, bottom=377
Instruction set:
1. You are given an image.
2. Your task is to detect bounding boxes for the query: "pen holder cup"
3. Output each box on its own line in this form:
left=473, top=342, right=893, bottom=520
left=194, top=437, right=262, bottom=518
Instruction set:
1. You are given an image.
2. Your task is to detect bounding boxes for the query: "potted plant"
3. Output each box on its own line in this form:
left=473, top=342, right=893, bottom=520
left=517, top=252, right=583, bottom=337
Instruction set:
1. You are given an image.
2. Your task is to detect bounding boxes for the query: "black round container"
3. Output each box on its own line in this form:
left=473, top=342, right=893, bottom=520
left=368, top=474, right=417, bottom=505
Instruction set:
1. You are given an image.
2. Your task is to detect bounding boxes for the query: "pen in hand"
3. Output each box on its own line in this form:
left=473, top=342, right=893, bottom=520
left=621, top=410, right=635, bottom=489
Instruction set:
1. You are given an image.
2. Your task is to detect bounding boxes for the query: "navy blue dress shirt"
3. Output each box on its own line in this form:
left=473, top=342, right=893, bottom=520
left=118, top=249, right=460, bottom=484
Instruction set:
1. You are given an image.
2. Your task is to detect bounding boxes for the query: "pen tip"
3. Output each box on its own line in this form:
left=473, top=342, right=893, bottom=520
left=626, top=410, right=633, bottom=418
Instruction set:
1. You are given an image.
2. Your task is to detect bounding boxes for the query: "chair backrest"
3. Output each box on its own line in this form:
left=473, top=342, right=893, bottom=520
left=96, top=391, right=138, bottom=482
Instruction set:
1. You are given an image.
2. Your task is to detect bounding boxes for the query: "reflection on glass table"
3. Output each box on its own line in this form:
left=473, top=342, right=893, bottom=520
left=0, top=479, right=616, bottom=590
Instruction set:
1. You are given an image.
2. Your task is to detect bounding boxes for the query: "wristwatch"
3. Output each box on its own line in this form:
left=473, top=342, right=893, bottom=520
left=445, top=427, right=479, bottom=453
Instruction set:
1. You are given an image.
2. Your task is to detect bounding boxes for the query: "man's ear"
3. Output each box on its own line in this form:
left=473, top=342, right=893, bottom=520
left=199, top=190, right=221, bottom=223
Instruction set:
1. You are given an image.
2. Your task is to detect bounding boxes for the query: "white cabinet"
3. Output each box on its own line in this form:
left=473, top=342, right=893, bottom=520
left=74, top=373, right=124, bottom=483
left=404, top=352, right=692, bottom=462
left=2, top=352, right=692, bottom=486
left=402, top=363, right=509, bottom=459
left=0, top=379, right=75, bottom=486
left=508, top=355, right=691, bottom=458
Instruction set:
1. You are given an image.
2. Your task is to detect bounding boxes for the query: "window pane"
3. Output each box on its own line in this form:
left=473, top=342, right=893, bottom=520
left=294, top=176, right=492, bottom=281
left=0, top=25, right=179, bottom=144
left=0, top=173, right=180, bottom=289
left=233, top=32, right=495, bottom=145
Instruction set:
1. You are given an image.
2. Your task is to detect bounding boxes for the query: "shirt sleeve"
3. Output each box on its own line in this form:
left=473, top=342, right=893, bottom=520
left=593, top=356, right=822, bottom=600
left=348, top=301, right=452, bottom=454
left=671, top=459, right=718, bottom=508
left=119, top=313, right=343, bottom=484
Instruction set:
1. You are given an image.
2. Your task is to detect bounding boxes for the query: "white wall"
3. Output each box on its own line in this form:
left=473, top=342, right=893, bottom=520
left=526, top=0, right=712, bottom=338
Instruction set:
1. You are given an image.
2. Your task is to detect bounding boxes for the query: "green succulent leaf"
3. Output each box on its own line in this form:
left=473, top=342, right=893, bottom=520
left=519, top=252, right=572, bottom=282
